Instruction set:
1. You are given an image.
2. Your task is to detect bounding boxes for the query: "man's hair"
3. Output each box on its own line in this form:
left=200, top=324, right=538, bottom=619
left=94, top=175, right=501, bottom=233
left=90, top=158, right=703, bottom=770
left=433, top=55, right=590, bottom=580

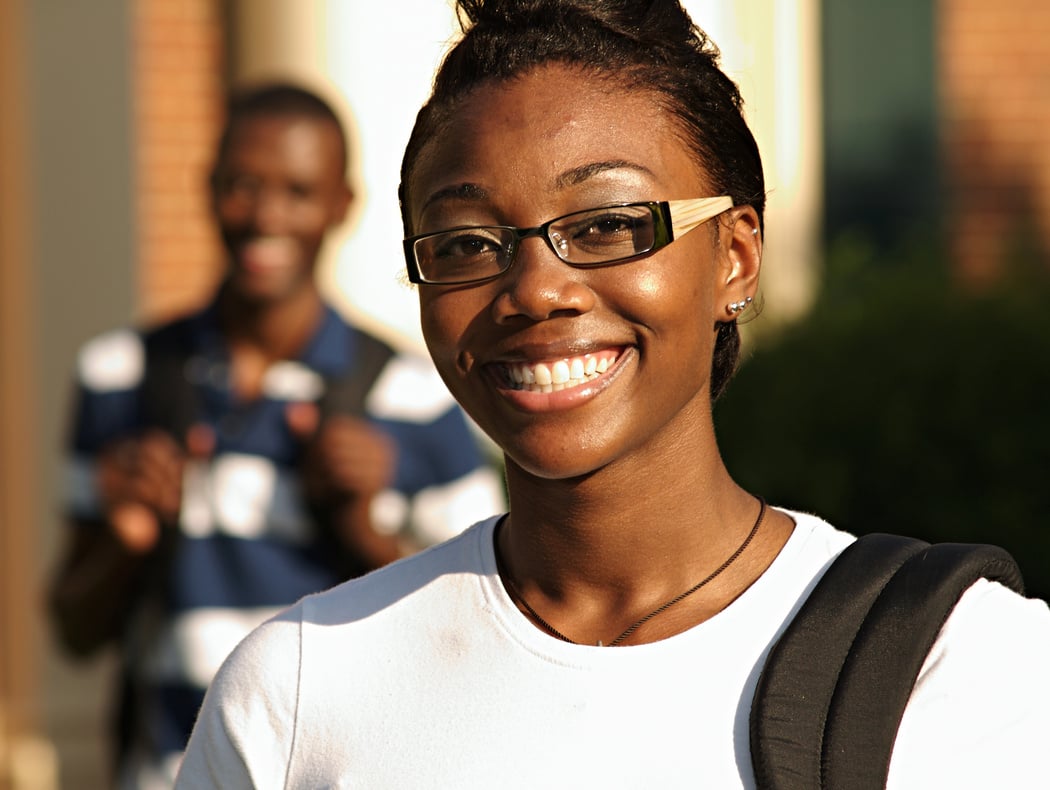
left=217, top=82, right=350, bottom=174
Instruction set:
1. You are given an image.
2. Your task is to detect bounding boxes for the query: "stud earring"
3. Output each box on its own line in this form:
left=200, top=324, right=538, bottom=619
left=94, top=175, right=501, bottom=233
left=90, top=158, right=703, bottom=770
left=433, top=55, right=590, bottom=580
left=751, top=228, right=759, bottom=236
left=727, top=295, right=754, bottom=315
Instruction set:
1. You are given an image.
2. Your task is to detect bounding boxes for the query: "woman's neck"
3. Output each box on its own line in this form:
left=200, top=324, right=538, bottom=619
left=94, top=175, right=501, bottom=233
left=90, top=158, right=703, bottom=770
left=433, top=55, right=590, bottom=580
left=502, top=449, right=746, bottom=586
left=495, top=442, right=794, bottom=646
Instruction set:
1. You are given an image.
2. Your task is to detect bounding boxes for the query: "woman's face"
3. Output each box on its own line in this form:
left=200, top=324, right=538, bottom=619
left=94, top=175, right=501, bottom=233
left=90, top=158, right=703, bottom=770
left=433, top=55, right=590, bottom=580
left=406, top=64, right=759, bottom=480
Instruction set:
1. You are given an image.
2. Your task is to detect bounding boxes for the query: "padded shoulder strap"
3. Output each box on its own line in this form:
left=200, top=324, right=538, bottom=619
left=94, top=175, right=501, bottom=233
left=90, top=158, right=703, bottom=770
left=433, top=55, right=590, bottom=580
left=750, top=533, right=1024, bottom=790
left=820, top=540, right=1023, bottom=789
left=318, top=328, right=395, bottom=419
left=750, top=534, right=926, bottom=790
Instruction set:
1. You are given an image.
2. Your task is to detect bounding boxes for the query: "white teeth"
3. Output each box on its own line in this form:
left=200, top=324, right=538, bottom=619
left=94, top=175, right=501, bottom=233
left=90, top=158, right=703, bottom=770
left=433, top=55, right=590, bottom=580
left=552, top=360, right=570, bottom=385
left=504, top=353, right=619, bottom=393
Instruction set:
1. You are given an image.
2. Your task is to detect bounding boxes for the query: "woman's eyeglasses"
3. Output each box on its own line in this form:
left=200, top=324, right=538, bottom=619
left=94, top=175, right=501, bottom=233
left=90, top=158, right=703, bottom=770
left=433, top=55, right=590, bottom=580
left=403, top=196, right=734, bottom=286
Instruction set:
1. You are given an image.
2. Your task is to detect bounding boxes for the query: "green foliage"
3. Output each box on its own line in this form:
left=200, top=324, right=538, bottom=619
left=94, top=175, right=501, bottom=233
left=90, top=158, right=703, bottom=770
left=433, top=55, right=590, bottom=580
left=715, top=236, right=1050, bottom=599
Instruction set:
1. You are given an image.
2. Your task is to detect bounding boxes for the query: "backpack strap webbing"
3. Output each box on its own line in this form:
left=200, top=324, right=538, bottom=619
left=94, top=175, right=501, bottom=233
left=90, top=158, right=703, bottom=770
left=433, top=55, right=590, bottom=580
left=140, top=322, right=396, bottom=435
left=750, top=533, right=1024, bottom=790
left=317, top=328, right=394, bottom=419
left=140, top=320, right=200, bottom=441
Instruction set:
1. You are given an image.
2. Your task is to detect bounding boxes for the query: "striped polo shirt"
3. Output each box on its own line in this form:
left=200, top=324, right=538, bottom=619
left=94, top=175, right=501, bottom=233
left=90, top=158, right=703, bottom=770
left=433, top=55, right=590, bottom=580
left=64, top=301, right=505, bottom=788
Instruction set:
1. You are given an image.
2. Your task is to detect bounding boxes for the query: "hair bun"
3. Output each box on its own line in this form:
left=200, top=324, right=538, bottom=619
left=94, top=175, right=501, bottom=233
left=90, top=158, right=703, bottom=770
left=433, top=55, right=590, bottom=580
left=455, top=0, right=694, bottom=43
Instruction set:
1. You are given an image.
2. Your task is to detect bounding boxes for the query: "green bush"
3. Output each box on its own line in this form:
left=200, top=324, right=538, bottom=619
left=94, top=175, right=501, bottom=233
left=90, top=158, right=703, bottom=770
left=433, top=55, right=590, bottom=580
left=715, top=238, right=1050, bottom=599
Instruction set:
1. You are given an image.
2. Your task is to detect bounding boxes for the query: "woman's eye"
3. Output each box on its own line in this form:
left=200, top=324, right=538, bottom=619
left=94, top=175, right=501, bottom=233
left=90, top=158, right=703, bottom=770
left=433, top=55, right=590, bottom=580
left=433, top=231, right=503, bottom=258
left=585, top=215, right=635, bottom=236
left=571, top=212, right=643, bottom=244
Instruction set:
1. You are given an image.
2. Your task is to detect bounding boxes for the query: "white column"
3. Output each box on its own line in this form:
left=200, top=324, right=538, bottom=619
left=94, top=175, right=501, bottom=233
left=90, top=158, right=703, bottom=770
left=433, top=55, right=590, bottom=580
left=323, top=2, right=460, bottom=350
left=688, top=0, right=824, bottom=326
left=228, top=0, right=327, bottom=81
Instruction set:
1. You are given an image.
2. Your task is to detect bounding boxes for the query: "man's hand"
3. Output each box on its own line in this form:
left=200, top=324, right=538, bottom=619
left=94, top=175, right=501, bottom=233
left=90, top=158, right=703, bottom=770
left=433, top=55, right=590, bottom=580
left=96, top=425, right=214, bottom=553
left=287, top=403, right=397, bottom=504
left=287, top=402, right=407, bottom=570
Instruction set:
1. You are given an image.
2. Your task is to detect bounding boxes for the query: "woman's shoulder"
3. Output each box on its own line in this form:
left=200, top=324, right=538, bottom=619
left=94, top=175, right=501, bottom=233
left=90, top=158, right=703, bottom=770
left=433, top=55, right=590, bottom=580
left=935, top=577, right=1050, bottom=664
left=216, top=516, right=499, bottom=668
left=180, top=517, right=503, bottom=781
left=718, top=506, right=855, bottom=638
left=177, top=604, right=306, bottom=784
left=761, top=506, right=856, bottom=585
left=301, top=516, right=500, bottom=625
left=886, top=580, right=1050, bottom=786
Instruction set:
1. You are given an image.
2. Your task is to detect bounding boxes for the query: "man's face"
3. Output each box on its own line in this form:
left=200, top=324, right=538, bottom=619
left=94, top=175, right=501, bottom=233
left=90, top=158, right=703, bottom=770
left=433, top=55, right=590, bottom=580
left=211, top=114, right=351, bottom=304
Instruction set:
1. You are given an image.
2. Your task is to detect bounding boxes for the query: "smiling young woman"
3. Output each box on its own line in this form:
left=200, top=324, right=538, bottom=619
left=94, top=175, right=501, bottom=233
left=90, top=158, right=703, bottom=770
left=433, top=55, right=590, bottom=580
left=403, top=61, right=791, bottom=636
left=175, top=2, right=1050, bottom=788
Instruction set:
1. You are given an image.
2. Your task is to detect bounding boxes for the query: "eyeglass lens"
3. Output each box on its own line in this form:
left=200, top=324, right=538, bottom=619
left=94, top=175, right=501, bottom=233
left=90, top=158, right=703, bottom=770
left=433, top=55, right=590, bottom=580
left=412, top=204, right=660, bottom=284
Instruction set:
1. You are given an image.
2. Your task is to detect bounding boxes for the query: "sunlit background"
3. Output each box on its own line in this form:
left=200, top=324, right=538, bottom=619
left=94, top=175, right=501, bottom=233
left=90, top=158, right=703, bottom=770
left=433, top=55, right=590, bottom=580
left=2, top=0, right=1047, bottom=786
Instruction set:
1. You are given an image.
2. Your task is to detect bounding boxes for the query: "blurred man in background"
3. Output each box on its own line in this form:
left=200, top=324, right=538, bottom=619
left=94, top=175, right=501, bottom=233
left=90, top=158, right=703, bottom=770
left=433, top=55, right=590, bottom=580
left=47, top=82, right=505, bottom=788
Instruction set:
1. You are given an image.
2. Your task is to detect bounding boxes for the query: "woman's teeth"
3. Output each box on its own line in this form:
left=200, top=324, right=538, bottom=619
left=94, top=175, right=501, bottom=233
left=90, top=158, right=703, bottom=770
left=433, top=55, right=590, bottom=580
left=505, top=352, right=617, bottom=393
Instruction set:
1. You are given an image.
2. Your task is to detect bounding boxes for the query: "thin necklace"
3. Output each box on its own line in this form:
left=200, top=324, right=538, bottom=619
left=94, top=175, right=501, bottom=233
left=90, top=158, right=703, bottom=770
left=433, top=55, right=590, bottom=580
left=494, top=496, right=767, bottom=647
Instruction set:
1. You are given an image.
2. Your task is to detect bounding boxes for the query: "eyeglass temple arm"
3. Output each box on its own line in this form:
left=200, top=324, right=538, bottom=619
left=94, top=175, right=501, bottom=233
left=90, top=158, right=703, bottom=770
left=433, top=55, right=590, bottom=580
left=668, top=196, right=735, bottom=237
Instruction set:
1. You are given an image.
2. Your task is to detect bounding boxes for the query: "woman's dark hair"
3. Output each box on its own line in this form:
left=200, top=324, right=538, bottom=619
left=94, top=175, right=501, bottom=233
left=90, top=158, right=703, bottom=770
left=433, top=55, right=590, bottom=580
left=399, top=0, right=765, bottom=400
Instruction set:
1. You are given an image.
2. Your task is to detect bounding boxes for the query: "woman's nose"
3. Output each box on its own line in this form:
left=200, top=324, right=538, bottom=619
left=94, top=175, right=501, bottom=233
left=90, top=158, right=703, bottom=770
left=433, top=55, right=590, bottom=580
left=490, top=236, right=596, bottom=324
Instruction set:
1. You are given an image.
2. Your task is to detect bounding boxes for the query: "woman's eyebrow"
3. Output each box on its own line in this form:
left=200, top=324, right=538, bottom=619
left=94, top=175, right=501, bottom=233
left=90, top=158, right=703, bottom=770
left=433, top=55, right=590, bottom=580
left=419, top=161, right=653, bottom=215
left=419, top=182, right=489, bottom=214
left=554, top=160, right=653, bottom=189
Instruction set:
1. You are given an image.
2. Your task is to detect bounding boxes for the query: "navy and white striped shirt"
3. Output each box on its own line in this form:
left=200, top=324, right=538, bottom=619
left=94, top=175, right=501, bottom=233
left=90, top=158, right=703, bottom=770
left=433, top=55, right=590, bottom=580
left=65, top=301, right=505, bottom=788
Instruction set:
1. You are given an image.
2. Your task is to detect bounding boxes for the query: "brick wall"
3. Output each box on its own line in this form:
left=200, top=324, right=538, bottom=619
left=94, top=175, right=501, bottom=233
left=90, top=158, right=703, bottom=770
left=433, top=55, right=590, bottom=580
left=133, top=0, right=226, bottom=322
left=43, top=9, right=228, bottom=786
left=939, top=0, right=1050, bottom=284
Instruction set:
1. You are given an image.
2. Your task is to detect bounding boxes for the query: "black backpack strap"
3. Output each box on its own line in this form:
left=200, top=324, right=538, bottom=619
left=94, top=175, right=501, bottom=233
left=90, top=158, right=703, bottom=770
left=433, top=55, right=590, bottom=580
left=750, top=533, right=1024, bottom=790
left=318, top=328, right=395, bottom=419
left=142, top=320, right=395, bottom=432
left=821, top=540, right=1023, bottom=789
left=139, top=320, right=200, bottom=441
left=750, top=534, right=926, bottom=790
left=307, top=329, right=397, bottom=578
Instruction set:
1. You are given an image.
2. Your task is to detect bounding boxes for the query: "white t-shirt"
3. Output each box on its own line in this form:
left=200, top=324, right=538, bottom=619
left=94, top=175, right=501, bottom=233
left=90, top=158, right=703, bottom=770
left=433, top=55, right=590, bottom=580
left=175, top=509, right=1050, bottom=789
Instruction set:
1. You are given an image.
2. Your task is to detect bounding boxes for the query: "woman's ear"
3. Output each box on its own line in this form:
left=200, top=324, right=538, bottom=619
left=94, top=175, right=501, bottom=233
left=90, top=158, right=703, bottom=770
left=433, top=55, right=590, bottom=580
left=714, top=205, right=762, bottom=322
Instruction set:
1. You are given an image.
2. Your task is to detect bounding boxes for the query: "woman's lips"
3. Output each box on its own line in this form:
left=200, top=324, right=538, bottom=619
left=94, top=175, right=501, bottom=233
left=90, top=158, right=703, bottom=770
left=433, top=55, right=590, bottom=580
left=497, top=349, right=621, bottom=393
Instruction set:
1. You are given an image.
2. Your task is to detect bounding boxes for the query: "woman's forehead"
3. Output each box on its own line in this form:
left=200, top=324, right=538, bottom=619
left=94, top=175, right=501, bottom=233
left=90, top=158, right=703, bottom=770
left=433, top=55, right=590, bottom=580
left=408, top=65, right=707, bottom=212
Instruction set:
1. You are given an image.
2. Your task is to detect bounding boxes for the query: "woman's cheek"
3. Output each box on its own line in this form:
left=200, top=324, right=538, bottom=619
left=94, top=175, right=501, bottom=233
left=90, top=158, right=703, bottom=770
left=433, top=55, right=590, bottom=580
left=419, top=292, right=472, bottom=375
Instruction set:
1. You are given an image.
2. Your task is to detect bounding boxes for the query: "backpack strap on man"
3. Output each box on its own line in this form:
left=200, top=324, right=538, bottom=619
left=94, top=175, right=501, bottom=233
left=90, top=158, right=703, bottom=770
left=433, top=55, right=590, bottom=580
left=318, top=328, right=394, bottom=419
left=750, top=533, right=1024, bottom=790
left=142, top=321, right=395, bottom=430
left=140, top=320, right=200, bottom=441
